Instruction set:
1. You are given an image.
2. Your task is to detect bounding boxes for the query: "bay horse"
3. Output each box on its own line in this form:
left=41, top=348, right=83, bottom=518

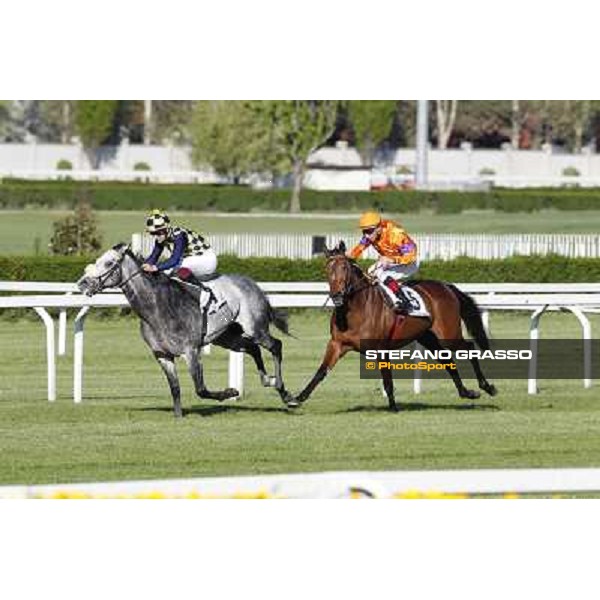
left=289, top=241, right=497, bottom=411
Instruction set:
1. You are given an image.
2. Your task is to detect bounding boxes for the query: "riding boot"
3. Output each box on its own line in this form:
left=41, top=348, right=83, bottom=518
left=176, top=267, right=201, bottom=286
left=384, top=276, right=410, bottom=314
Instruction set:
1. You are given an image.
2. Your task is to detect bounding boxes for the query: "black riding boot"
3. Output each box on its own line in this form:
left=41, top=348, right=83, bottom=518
left=384, top=277, right=411, bottom=314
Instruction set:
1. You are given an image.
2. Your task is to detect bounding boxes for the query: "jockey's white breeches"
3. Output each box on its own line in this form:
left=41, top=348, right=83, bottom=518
left=370, top=261, right=419, bottom=284
left=180, top=249, right=218, bottom=280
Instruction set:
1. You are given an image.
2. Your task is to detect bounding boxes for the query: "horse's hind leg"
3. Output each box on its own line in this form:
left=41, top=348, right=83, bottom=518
left=458, top=340, right=497, bottom=396
left=417, top=331, right=480, bottom=400
left=380, top=367, right=399, bottom=412
left=245, top=342, right=277, bottom=388
left=255, top=333, right=293, bottom=404
left=154, top=352, right=183, bottom=418
left=183, top=348, right=239, bottom=402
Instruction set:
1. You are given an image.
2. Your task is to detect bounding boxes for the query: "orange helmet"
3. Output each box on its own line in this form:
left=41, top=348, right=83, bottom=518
left=358, top=211, right=381, bottom=230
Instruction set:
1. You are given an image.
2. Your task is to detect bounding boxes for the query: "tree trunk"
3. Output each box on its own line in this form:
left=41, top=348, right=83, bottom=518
left=85, top=147, right=100, bottom=170
left=436, top=100, right=458, bottom=149
left=290, top=159, right=304, bottom=213
left=61, top=101, right=71, bottom=144
left=144, top=100, right=153, bottom=145
left=574, top=100, right=590, bottom=153
left=511, top=100, right=520, bottom=149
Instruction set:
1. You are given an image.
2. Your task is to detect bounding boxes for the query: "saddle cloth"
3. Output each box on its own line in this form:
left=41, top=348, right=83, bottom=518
left=378, top=281, right=430, bottom=318
left=175, top=276, right=234, bottom=330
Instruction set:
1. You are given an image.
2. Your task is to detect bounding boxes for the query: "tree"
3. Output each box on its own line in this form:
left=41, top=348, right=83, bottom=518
left=544, top=100, right=592, bottom=152
left=0, top=101, right=10, bottom=140
left=344, top=100, right=397, bottom=164
left=73, top=101, right=119, bottom=168
left=452, top=101, right=511, bottom=148
left=38, top=101, right=74, bottom=143
left=190, top=101, right=271, bottom=184
left=253, top=100, right=338, bottom=212
left=0, top=100, right=39, bottom=141
left=155, top=101, right=196, bottom=143
left=49, top=199, right=103, bottom=256
left=435, top=100, right=458, bottom=149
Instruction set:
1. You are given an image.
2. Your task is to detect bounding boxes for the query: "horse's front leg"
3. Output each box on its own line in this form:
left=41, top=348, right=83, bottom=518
left=288, top=339, right=349, bottom=408
left=380, top=367, right=399, bottom=412
left=184, top=347, right=239, bottom=402
left=154, top=352, right=183, bottom=418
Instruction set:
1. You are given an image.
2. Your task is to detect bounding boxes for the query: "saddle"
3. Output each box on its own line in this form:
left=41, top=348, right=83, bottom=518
left=376, top=279, right=430, bottom=318
left=172, top=274, right=231, bottom=318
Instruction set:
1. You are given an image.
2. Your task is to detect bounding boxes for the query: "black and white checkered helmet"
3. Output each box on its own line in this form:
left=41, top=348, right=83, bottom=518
left=146, top=209, right=170, bottom=234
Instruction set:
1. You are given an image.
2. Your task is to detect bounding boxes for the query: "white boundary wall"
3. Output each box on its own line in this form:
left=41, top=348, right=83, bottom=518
left=4, top=142, right=600, bottom=187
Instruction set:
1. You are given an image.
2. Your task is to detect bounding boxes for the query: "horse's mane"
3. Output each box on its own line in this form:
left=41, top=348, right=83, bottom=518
left=118, top=243, right=185, bottom=289
left=347, top=258, right=368, bottom=280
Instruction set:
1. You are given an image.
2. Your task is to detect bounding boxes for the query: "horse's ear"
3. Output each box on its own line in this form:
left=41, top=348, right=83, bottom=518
left=323, top=244, right=331, bottom=257
left=339, top=240, right=346, bottom=253
left=112, top=242, right=129, bottom=255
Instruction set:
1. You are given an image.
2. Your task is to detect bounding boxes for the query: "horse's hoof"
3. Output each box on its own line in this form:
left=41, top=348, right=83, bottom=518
left=285, top=397, right=302, bottom=409
left=388, top=405, right=401, bottom=413
left=483, top=384, right=498, bottom=397
left=461, top=389, right=480, bottom=400
left=224, top=388, right=239, bottom=399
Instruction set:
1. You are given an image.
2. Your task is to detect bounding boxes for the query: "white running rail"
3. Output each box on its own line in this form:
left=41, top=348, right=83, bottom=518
left=3, top=468, right=600, bottom=498
left=1, top=281, right=599, bottom=402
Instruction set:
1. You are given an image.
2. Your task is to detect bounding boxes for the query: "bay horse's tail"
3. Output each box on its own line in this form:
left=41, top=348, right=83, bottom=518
left=446, top=283, right=490, bottom=350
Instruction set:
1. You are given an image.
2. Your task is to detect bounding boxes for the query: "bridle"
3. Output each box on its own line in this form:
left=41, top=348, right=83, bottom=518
left=326, top=254, right=373, bottom=307
left=89, top=250, right=143, bottom=293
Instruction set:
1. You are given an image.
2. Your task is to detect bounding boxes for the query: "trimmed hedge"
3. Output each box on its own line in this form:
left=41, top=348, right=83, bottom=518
left=2, top=180, right=600, bottom=212
left=1, top=254, right=599, bottom=283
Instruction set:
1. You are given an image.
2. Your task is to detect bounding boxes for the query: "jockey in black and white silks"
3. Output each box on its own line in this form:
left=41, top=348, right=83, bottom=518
left=142, top=209, right=218, bottom=282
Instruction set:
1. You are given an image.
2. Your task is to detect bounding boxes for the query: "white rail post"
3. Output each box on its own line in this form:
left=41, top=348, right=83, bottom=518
left=58, top=309, right=67, bottom=355
left=528, top=306, right=547, bottom=395
left=228, top=351, right=244, bottom=396
left=131, top=233, right=143, bottom=255
left=413, top=341, right=422, bottom=394
left=567, top=307, right=592, bottom=389
left=33, top=307, right=56, bottom=402
left=73, top=306, right=90, bottom=403
left=58, top=293, right=71, bottom=356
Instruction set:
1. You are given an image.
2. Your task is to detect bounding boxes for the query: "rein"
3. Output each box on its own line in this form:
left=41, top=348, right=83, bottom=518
left=327, top=255, right=374, bottom=305
left=119, top=267, right=144, bottom=289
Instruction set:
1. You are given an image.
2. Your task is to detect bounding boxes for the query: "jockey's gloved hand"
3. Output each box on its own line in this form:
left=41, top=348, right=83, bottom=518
left=142, top=263, right=158, bottom=273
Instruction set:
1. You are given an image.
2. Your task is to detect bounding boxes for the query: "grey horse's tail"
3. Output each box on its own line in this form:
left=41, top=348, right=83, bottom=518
left=268, top=303, right=293, bottom=337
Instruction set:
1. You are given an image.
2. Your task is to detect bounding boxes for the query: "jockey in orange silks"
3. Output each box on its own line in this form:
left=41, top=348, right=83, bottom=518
left=347, top=211, right=419, bottom=313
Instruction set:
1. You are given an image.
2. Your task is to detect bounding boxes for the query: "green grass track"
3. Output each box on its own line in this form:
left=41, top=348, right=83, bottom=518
left=1, top=311, right=599, bottom=486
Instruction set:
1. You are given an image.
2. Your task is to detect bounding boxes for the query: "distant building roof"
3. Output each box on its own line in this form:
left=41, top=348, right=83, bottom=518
left=307, top=141, right=363, bottom=168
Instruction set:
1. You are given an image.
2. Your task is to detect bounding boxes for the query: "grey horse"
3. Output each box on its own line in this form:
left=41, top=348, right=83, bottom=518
left=77, top=243, right=293, bottom=417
